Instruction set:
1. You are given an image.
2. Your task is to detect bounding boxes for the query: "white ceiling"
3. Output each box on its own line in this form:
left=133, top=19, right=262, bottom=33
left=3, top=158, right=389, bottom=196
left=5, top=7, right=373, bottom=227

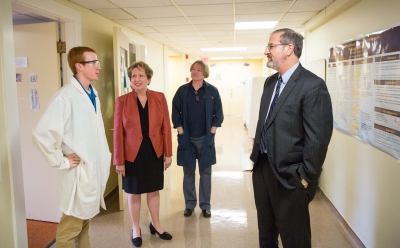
left=13, top=0, right=336, bottom=59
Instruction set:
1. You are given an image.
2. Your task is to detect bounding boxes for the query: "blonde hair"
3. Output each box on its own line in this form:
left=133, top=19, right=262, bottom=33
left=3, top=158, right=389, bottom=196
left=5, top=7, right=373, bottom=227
left=190, top=60, right=209, bottom=78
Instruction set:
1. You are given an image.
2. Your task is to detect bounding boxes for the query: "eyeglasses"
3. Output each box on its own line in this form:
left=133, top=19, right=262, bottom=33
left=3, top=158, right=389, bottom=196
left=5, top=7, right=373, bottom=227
left=194, top=90, right=199, bottom=102
left=266, top=44, right=287, bottom=50
left=79, top=60, right=101, bottom=67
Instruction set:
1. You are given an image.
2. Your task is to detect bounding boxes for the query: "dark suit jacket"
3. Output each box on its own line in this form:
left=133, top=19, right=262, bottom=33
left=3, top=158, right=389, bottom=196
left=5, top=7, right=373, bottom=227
left=113, top=90, right=172, bottom=165
left=250, top=63, right=333, bottom=191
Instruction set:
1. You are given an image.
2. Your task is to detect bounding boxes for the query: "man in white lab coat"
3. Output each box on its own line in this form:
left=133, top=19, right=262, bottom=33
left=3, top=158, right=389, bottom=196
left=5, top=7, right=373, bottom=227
left=32, top=46, right=111, bottom=248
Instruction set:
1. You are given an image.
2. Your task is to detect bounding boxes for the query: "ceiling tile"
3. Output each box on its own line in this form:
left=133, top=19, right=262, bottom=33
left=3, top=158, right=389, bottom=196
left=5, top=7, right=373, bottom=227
left=188, top=15, right=233, bottom=25
left=69, top=0, right=115, bottom=9
left=236, top=2, right=293, bottom=15
left=92, top=8, right=133, bottom=19
left=109, top=0, right=172, bottom=8
left=235, top=34, right=268, bottom=41
left=235, top=0, right=281, bottom=2
left=13, top=0, right=328, bottom=59
left=200, top=30, right=234, bottom=36
left=235, top=13, right=283, bottom=22
left=174, top=0, right=232, bottom=5
left=281, top=12, right=318, bottom=22
left=290, top=0, right=334, bottom=12
left=162, top=31, right=199, bottom=37
left=172, top=36, right=205, bottom=42
left=125, top=6, right=182, bottom=18
left=235, top=29, right=272, bottom=36
left=179, top=4, right=233, bottom=16
left=153, top=25, right=196, bottom=32
left=195, top=24, right=234, bottom=31
left=275, top=21, right=304, bottom=29
left=141, top=17, right=189, bottom=26
left=113, top=19, right=147, bottom=27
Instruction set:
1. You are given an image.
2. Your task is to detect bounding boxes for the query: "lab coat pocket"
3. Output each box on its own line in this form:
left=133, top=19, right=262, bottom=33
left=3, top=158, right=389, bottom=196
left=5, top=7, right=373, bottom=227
left=76, top=162, right=97, bottom=201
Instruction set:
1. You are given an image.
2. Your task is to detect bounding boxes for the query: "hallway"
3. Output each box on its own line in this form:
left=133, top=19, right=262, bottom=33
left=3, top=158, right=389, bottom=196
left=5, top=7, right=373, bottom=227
left=65, top=116, right=363, bottom=248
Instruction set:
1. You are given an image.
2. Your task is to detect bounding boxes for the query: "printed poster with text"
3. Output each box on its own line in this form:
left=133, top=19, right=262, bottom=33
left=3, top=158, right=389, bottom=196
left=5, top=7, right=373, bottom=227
left=327, top=25, right=400, bottom=159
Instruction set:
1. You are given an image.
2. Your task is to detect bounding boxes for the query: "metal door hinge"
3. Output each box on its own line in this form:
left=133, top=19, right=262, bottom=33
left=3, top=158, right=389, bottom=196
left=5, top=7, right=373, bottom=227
left=57, top=41, right=66, bottom=53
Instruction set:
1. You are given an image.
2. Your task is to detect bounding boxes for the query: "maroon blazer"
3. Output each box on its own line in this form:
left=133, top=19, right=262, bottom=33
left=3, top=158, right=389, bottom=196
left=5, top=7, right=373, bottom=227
left=113, top=90, right=172, bottom=165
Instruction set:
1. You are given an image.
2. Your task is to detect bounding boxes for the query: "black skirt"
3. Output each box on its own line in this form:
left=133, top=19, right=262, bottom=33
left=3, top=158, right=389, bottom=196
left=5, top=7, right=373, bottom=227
left=123, top=137, right=164, bottom=194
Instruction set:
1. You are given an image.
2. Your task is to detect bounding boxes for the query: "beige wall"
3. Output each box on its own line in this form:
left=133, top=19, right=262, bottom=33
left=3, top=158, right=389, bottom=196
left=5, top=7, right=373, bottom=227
left=304, top=0, right=400, bottom=247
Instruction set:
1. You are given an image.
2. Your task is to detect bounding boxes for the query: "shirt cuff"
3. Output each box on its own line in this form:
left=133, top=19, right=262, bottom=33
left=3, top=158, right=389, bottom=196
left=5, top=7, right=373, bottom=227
left=60, top=157, right=71, bottom=170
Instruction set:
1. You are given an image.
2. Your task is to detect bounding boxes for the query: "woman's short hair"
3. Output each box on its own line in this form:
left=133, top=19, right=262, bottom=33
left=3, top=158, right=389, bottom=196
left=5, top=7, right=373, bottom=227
left=190, top=60, right=210, bottom=78
left=67, top=46, right=96, bottom=75
left=128, top=61, right=154, bottom=83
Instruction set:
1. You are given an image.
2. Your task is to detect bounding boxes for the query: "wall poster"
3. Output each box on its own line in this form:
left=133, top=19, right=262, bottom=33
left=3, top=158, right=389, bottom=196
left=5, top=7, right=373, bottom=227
left=327, top=25, right=400, bottom=159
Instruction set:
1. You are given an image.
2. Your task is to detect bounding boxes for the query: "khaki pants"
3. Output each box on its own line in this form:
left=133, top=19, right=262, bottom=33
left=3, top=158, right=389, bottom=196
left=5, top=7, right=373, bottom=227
left=56, top=213, right=91, bottom=248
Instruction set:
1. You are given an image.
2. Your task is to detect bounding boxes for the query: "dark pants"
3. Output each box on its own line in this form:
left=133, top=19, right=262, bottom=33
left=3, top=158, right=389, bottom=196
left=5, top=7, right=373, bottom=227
left=183, top=136, right=212, bottom=210
left=252, top=153, right=311, bottom=248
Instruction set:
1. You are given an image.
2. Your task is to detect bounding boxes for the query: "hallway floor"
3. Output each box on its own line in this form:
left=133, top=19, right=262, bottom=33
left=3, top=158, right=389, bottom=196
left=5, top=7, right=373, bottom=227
left=53, top=116, right=364, bottom=248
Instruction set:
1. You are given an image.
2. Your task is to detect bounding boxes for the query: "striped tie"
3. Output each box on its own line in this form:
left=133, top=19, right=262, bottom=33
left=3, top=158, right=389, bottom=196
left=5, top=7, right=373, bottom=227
left=260, top=75, right=283, bottom=153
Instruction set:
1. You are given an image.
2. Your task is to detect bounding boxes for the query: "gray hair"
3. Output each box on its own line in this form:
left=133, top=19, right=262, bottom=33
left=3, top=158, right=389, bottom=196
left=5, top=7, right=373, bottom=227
left=272, top=28, right=304, bottom=58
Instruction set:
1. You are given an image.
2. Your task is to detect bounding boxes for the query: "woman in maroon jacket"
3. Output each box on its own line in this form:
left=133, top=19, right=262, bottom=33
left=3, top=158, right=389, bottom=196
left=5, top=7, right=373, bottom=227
left=113, top=61, right=172, bottom=247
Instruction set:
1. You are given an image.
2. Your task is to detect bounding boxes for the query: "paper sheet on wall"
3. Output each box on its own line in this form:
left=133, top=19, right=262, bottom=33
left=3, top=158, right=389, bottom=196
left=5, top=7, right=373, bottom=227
left=15, top=57, right=28, bottom=68
left=327, top=25, right=400, bottom=159
left=30, top=88, right=40, bottom=110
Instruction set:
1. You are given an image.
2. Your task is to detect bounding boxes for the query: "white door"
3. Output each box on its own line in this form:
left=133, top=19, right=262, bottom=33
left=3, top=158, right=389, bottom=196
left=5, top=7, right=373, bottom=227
left=14, top=22, right=61, bottom=222
left=209, top=62, right=253, bottom=116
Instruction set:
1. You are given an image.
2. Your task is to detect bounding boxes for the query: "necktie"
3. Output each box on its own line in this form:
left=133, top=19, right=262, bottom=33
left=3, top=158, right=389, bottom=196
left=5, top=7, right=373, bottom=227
left=260, top=75, right=283, bottom=153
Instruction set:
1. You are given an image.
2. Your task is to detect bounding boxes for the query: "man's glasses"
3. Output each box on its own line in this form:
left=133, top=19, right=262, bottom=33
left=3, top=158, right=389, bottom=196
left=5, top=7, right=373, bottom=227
left=79, top=60, right=101, bottom=67
left=194, top=90, right=199, bottom=102
left=266, top=43, right=287, bottom=50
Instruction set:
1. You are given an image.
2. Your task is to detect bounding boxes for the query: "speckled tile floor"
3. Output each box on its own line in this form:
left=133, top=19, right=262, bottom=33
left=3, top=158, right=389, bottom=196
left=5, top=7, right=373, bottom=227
left=50, top=116, right=365, bottom=248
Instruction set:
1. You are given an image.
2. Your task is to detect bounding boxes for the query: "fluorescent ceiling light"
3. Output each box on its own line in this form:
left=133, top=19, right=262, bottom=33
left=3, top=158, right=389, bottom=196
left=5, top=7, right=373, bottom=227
left=210, top=57, right=244, bottom=60
left=201, top=47, right=246, bottom=51
left=235, top=21, right=278, bottom=30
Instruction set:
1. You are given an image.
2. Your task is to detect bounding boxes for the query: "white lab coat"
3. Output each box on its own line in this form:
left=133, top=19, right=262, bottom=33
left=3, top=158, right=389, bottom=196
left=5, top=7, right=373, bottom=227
left=32, top=77, right=111, bottom=220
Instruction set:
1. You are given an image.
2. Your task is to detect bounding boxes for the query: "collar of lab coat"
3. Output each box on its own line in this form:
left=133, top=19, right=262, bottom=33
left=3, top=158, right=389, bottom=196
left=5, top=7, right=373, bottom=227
left=70, top=77, right=99, bottom=115
left=70, top=77, right=98, bottom=96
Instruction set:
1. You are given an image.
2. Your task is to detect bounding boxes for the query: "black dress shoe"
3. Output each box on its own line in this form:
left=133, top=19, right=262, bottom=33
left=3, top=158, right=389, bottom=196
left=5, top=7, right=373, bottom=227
left=184, top=208, right=193, bottom=217
left=132, top=229, right=142, bottom=247
left=149, top=222, right=172, bottom=240
left=202, top=209, right=211, bottom=218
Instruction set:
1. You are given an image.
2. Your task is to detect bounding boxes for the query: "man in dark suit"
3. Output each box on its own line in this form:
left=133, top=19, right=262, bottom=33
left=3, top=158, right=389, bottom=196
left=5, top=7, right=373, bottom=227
left=250, top=28, right=333, bottom=248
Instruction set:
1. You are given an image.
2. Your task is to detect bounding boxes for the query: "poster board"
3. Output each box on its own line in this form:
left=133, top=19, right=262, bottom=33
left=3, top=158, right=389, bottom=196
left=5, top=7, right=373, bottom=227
left=327, top=25, right=400, bottom=159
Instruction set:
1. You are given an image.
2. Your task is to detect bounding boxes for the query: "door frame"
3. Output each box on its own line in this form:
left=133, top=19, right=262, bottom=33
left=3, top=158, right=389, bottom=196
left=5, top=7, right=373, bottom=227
left=2, top=0, right=81, bottom=246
